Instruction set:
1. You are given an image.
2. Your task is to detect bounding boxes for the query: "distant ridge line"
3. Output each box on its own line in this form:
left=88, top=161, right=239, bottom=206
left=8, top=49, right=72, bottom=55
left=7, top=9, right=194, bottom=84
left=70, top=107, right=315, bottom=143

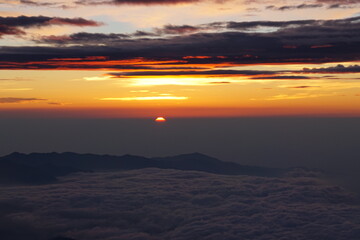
left=0, top=151, right=294, bottom=185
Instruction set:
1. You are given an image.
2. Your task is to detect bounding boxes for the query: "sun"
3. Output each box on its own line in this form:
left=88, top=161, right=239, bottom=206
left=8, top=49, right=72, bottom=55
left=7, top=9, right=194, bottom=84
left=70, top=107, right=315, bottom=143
left=155, top=116, right=166, bottom=122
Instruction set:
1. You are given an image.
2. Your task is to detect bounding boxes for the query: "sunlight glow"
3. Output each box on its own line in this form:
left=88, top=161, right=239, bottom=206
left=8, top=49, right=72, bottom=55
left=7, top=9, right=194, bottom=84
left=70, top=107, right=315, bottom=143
left=155, top=116, right=166, bottom=122
left=100, top=96, right=188, bottom=101
left=128, top=77, right=227, bottom=86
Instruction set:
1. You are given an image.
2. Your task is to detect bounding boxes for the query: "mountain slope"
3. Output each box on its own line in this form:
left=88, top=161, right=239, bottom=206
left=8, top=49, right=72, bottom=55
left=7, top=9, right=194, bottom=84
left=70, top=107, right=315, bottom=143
left=154, top=153, right=285, bottom=176
left=0, top=152, right=286, bottom=185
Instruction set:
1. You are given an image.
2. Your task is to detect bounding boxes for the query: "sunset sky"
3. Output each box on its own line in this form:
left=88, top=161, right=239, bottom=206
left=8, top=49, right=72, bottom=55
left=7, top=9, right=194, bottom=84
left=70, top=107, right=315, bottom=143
left=1, top=4, right=360, bottom=238
left=0, top=0, right=359, bottom=118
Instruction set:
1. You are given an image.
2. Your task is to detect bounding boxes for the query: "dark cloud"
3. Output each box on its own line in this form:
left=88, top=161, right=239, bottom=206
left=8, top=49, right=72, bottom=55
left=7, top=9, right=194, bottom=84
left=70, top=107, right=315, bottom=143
left=38, top=16, right=360, bottom=46
left=316, top=0, right=360, bottom=4
left=47, top=18, right=101, bottom=27
left=75, top=0, right=216, bottom=6
left=266, top=0, right=360, bottom=10
left=0, top=97, right=46, bottom=103
left=287, top=86, right=320, bottom=89
left=73, top=0, right=360, bottom=7
left=0, top=16, right=101, bottom=28
left=41, top=16, right=359, bottom=44
left=264, top=16, right=360, bottom=47
left=327, top=4, right=356, bottom=8
left=226, top=19, right=318, bottom=30
left=7, top=0, right=360, bottom=8
left=39, top=25, right=201, bottom=45
left=0, top=168, right=359, bottom=240
left=39, top=25, right=203, bottom=45
left=291, top=0, right=360, bottom=9
left=19, top=0, right=58, bottom=7
left=209, top=81, right=231, bottom=84
left=5, top=0, right=73, bottom=9
left=40, top=32, right=130, bottom=44
left=108, top=69, right=276, bottom=77
left=130, top=30, right=156, bottom=37
left=266, top=4, right=323, bottom=11
left=0, top=16, right=101, bottom=38
left=156, top=24, right=201, bottom=34
left=303, top=64, right=360, bottom=73
left=264, top=0, right=360, bottom=11
left=251, top=76, right=312, bottom=80
left=0, top=24, right=25, bottom=38
left=1, top=16, right=359, bottom=71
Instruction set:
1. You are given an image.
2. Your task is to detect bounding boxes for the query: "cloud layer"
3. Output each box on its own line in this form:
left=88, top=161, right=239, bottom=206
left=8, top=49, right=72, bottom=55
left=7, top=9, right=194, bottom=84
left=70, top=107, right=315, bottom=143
left=0, top=168, right=359, bottom=240
left=303, top=64, right=360, bottom=73
left=0, top=97, right=46, bottom=103
left=75, top=0, right=221, bottom=6
left=0, top=16, right=358, bottom=75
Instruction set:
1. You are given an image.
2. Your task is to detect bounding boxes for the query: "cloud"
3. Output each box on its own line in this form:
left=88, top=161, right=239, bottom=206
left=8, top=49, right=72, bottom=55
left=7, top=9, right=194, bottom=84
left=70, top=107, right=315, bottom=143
left=108, top=70, right=276, bottom=77
left=0, top=0, right=73, bottom=8
left=0, top=24, right=25, bottom=38
left=286, top=86, right=320, bottom=89
left=266, top=4, right=323, bottom=11
left=1, top=16, right=360, bottom=73
left=75, top=0, right=220, bottom=6
left=41, top=16, right=357, bottom=44
left=39, top=32, right=130, bottom=44
left=209, top=81, right=231, bottom=84
left=39, top=25, right=205, bottom=45
left=266, top=0, right=360, bottom=10
left=0, top=16, right=101, bottom=38
left=0, top=16, right=101, bottom=28
left=156, top=24, right=202, bottom=35
left=0, top=168, right=359, bottom=240
left=100, top=96, right=188, bottom=101
left=73, top=0, right=360, bottom=7
left=316, top=0, right=360, bottom=4
left=19, top=0, right=59, bottom=7
left=251, top=76, right=312, bottom=80
left=6, top=0, right=360, bottom=8
left=303, top=64, right=360, bottom=73
left=0, top=97, right=46, bottom=103
left=263, top=93, right=335, bottom=101
left=226, top=19, right=318, bottom=30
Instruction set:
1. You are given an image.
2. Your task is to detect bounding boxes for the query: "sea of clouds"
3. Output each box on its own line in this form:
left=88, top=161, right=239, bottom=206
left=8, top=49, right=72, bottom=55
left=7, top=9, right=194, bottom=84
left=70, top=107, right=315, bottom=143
left=0, top=168, right=359, bottom=240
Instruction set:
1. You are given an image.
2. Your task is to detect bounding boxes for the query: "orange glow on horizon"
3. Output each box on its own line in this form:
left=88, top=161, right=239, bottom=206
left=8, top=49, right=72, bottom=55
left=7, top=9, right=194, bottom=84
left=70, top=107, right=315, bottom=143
left=1, top=105, right=360, bottom=119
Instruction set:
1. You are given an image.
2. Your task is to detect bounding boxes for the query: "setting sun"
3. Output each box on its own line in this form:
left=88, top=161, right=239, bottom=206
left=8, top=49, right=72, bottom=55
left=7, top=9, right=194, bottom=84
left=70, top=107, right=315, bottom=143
left=155, top=117, right=166, bottom=122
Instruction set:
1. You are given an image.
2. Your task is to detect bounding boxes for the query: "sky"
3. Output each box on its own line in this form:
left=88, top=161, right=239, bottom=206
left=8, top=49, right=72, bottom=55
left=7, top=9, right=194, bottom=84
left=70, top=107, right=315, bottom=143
left=1, top=3, right=360, bottom=239
left=0, top=0, right=359, bottom=182
left=0, top=0, right=360, bottom=118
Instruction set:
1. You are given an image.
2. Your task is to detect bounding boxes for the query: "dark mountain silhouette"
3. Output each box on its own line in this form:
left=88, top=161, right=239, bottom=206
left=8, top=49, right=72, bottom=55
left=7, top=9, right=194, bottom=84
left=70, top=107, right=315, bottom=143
left=2, top=152, right=152, bottom=171
left=0, top=152, right=286, bottom=185
left=153, top=152, right=285, bottom=176
left=0, top=153, right=82, bottom=185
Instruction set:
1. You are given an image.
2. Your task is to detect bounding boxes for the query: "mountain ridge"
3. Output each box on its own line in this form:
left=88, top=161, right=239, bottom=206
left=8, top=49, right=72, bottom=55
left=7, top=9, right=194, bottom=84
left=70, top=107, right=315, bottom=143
left=0, top=152, right=287, bottom=185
